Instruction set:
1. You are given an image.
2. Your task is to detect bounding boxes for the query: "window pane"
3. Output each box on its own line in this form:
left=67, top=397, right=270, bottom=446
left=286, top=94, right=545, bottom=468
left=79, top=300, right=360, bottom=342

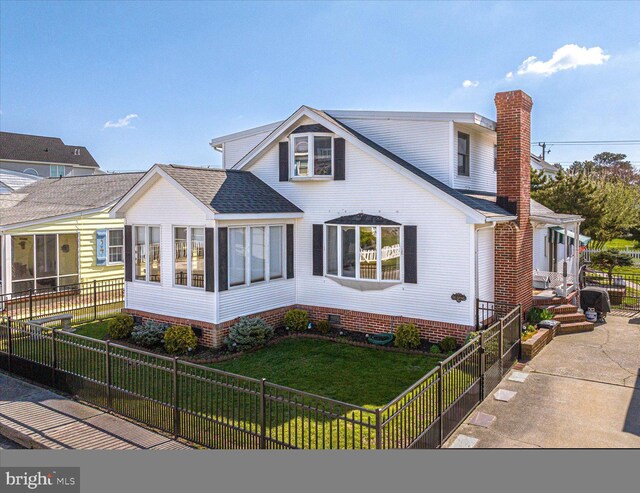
left=12, top=280, right=33, bottom=293
left=314, top=136, right=332, bottom=175
left=109, top=229, right=123, bottom=246
left=327, top=226, right=338, bottom=276
left=229, top=228, right=246, bottom=286
left=381, top=227, right=401, bottom=280
left=293, top=136, right=309, bottom=176
left=458, top=134, right=468, bottom=154
left=11, top=235, right=34, bottom=281
left=191, top=228, right=205, bottom=288
left=108, top=230, right=124, bottom=263
left=174, top=227, right=188, bottom=286
left=269, top=226, right=283, bottom=279
left=149, top=227, right=161, bottom=283
left=36, top=234, right=57, bottom=279
left=341, top=226, right=356, bottom=278
left=250, top=227, right=265, bottom=283
left=359, top=227, right=377, bottom=280
left=135, top=226, right=146, bottom=281
left=36, top=277, right=57, bottom=291
left=58, top=234, right=78, bottom=275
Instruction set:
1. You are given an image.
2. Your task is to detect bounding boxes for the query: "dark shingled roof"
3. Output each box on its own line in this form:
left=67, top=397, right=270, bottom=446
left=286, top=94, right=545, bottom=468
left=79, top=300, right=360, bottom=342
left=325, top=213, right=400, bottom=225
left=158, top=164, right=302, bottom=214
left=0, top=173, right=143, bottom=227
left=0, top=131, right=100, bottom=168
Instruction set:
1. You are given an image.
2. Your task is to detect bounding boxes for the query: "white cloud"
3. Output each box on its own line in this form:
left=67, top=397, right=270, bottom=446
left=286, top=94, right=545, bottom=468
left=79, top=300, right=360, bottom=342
left=462, top=79, right=479, bottom=88
left=508, top=44, right=610, bottom=78
left=103, top=113, right=139, bottom=129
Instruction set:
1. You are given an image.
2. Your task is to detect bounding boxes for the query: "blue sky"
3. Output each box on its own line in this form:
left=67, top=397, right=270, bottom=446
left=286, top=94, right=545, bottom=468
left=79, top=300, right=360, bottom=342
left=1, top=1, right=639, bottom=171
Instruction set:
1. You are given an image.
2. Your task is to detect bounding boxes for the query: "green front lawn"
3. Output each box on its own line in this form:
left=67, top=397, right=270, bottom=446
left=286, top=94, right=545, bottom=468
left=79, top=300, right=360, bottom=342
left=72, top=320, right=111, bottom=339
left=604, top=238, right=640, bottom=250
left=210, top=338, right=441, bottom=408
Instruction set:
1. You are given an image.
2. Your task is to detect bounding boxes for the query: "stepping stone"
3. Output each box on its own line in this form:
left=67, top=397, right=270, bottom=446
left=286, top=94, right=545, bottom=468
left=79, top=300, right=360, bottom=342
left=508, top=371, right=529, bottom=383
left=469, top=412, right=496, bottom=428
left=494, top=389, right=517, bottom=402
left=449, top=434, right=478, bottom=448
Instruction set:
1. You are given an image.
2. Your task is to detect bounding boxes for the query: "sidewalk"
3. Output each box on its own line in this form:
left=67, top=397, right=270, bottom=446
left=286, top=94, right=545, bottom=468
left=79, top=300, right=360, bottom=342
left=0, top=372, right=193, bottom=450
left=444, top=314, right=640, bottom=448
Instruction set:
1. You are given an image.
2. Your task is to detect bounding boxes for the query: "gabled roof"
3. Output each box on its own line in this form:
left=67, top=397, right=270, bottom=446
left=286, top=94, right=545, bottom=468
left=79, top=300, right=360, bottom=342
left=531, top=154, right=561, bottom=173
left=0, top=173, right=143, bottom=228
left=325, top=213, right=400, bottom=226
left=229, top=106, right=515, bottom=222
left=157, top=164, right=302, bottom=214
left=530, top=199, right=582, bottom=224
left=0, top=131, right=100, bottom=168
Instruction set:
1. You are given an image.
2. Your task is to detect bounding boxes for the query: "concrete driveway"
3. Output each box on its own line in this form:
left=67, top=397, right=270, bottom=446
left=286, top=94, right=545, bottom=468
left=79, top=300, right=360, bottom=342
left=444, top=313, right=640, bottom=448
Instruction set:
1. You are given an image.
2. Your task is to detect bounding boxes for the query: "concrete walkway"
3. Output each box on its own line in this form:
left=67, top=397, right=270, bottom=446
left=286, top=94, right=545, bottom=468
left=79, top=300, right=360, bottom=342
left=445, top=314, right=640, bottom=448
left=0, top=372, right=193, bottom=450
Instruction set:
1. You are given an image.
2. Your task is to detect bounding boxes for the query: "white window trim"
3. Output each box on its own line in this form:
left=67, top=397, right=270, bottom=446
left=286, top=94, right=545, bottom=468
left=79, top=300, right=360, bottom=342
left=324, top=224, right=403, bottom=283
left=132, top=225, right=161, bottom=284
left=289, top=133, right=334, bottom=179
left=228, top=224, right=287, bottom=289
left=106, top=228, right=124, bottom=266
left=172, top=226, right=205, bottom=290
left=10, top=233, right=80, bottom=292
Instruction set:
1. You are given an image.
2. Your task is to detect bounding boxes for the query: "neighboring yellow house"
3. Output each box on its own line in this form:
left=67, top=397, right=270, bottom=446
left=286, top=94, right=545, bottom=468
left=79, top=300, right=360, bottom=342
left=0, top=173, right=142, bottom=295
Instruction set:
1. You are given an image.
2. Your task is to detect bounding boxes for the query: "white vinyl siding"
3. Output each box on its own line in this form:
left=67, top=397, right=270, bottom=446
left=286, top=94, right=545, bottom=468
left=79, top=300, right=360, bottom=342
left=249, top=139, right=475, bottom=327
left=223, top=130, right=274, bottom=168
left=453, top=123, right=497, bottom=193
left=333, top=118, right=451, bottom=185
left=477, top=227, right=494, bottom=302
left=124, top=177, right=216, bottom=324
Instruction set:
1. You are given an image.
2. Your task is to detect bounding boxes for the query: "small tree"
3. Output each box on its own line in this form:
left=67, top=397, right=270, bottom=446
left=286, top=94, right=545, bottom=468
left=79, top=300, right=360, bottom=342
left=589, top=249, right=634, bottom=282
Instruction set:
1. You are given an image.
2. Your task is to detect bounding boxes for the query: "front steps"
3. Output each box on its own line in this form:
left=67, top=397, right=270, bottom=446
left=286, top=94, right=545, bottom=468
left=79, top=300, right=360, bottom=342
left=548, top=304, right=594, bottom=335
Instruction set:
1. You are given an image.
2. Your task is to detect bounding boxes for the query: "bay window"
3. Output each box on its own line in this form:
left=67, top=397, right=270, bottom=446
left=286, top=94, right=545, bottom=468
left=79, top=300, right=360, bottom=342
left=174, top=226, right=204, bottom=288
left=228, top=225, right=286, bottom=287
left=290, top=134, right=333, bottom=178
left=134, top=225, right=160, bottom=283
left=326, top=224, right=401, bottom=282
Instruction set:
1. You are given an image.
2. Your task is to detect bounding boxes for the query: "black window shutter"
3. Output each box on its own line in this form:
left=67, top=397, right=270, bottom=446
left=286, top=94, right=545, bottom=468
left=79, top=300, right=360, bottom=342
left=312, top=224, right=323, bottom=276
left=404, top=225, right=417, bottom=284
left=286, top=224, right=294, bottom=279
left=218, top=227, right=228, bottom=291
left=334, top=138, right=345, bottom=180
left=205, top=227, right=215, bottom=292
left=124, top=225, right=132, bottom=282
left=279, top=142, right=289, bottom=182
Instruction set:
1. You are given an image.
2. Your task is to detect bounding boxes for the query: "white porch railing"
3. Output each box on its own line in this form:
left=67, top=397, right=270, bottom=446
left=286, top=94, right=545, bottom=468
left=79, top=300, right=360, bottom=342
left=359, top=244, right=401, bottom=263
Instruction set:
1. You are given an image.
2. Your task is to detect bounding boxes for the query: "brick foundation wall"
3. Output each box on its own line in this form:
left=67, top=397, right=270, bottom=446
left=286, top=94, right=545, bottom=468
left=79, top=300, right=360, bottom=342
left=494, top=90, right=534, bottom=316
left=124, top=306, right=474, bottom=349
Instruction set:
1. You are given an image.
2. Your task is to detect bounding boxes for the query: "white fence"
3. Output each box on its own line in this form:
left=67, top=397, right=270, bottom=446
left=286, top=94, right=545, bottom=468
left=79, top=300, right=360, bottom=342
left=359, top=244, right=401, bottom=263
left=583, top=248, right=640, bottom=263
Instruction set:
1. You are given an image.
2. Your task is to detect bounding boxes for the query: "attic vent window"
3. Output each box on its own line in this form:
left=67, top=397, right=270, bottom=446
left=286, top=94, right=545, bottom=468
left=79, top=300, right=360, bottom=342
left=74, top=148, right=81, bottom=155
left=290, top=133, right=333, bottom=179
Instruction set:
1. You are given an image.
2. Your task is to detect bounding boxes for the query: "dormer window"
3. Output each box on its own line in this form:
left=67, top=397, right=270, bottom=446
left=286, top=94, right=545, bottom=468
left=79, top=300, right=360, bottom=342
left=290, top=133, right=333, bottom=178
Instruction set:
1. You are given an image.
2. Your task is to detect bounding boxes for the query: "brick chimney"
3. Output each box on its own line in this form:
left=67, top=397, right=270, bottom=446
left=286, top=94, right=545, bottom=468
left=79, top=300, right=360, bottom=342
left=494, top=90, right=533, bottom=313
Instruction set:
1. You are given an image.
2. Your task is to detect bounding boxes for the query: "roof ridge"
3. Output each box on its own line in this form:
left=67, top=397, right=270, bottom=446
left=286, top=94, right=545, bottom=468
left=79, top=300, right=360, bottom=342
left=158, top=163, right=241, bottom=172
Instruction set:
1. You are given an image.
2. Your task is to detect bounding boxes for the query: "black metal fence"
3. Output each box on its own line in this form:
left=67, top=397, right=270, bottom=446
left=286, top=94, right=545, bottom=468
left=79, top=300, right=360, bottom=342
left=379, top=305, right=521, bottom=448
left=583, top=269, right=640, bottom=311
left=0, top=305, right=521, bottom=449
left=0, top=278, right=124, bottom=325
left=476, top=299, right=518, bottom=329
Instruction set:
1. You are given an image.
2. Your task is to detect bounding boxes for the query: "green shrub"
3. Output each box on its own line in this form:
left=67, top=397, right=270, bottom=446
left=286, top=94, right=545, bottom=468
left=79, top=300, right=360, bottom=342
left=429, top=344, right=441, bottom=354
left=465, top=330, right=480, bottom=344
left=283, top=309, right=309, bottom=332
left=131, top=320, right=169, bottom=348
left=226, top=317, right=274, bottom=352
left=394, top=323, right=420, bottom=349
left=107, top=314, right=134, bottom=340
left=164, top=325, right=198, bottom=355
left=521, top=324, right=537, bottom=342
left=316, top=320, right=332, bottom=334
left=439, top=336, right=457, bottom=353
left=527, top=307, right=555, bottom=324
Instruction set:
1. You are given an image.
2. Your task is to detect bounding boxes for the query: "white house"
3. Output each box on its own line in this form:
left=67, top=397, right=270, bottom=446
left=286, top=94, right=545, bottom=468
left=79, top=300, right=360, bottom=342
left=111, top=90, right=583, bottom=347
